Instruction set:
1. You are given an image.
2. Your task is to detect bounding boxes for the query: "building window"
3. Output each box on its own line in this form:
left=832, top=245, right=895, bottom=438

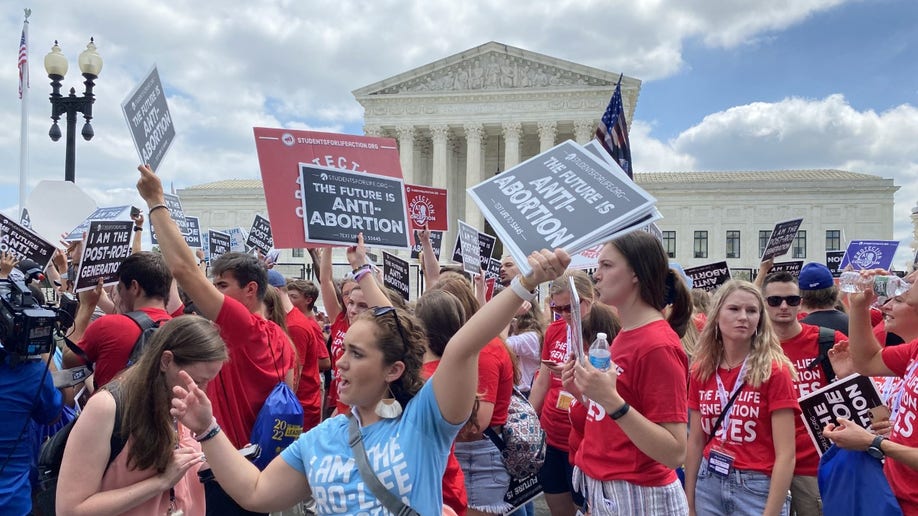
left=663, top=231, right=676, bottom=258
left=759, top=230, right=772, bottom=258
left=292, top=249, right=304, bottom=258
left=826, top=230, right=841, bottom=251
left=793, top=230, right=807, bottom=259
left=694, top=231, right=708, bottom=259
left=726, top=230, right=741, bottom=259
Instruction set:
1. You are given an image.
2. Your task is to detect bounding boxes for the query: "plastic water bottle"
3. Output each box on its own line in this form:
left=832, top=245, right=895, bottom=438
left=589, top=332, right=611, bottom=370
left=838, top=271, right=910, bottom=297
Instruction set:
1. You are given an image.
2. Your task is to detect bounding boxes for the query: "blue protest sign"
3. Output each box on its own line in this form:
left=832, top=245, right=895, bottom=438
left=839, top=240, right=899, bottom=271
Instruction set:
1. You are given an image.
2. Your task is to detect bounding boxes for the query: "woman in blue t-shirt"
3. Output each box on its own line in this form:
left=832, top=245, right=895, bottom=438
left=169, top=235, right=570, bottom=515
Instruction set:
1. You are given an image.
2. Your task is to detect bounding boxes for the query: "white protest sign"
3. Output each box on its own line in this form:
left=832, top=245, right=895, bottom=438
left=25, top=180, right=97, bottom=245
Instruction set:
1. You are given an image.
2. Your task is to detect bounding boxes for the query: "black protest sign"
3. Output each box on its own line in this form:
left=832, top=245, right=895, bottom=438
left=208, top=230, right=231, bottom=261
left=121, top=66, right=175, bottom=172
left=761, top=219, right=803, bottom=262
left=504, top=473, right=543, bottom=513
left=75, top=221, right=133, bottom=292
left=149, top=193, right=190, bottom=245
left=410, top=230, right=442, bottom=260
left=65, top=205, right=132, bottom=242
left=468, top=140, right=657, bottom=276
left=451, top=225, right=497, bottom=273
left=770, top=260, right=803, bottom=277
left=382, top=252, right=410, bottom=301
left=299, top=164, right=410, bottom=249
left=0, top=213, right=56, bottom=271
left=183, top=216, right=202, bottom=248
left=246, top=214, right=274, bottom=255
left=485, top=257, right=502, bottom=281
left=798, top=374, right=883, bottom=455
left=684, top=261, right=731, bottom=293
left=453, top=220, right=482, bottom=275
left=826, top=250, right=845, bottom=277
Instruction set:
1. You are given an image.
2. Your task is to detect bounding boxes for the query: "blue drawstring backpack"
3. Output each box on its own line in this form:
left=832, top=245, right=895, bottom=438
left=248, top=341, right=303, bottom=470
left=818, top=444, right=902, bottom=516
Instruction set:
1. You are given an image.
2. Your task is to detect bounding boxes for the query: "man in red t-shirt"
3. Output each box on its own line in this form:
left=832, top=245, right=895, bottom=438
left=62, top=252, right=173, bottom=388
left=139, top=165, right=294, bottom=516
left=762, top=271, right=846, bottom=516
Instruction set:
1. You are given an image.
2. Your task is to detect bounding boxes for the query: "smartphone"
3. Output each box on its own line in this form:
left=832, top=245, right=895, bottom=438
left=130, top=206, right=141, bottom=218
left=239, top=443, right=261, bottom=461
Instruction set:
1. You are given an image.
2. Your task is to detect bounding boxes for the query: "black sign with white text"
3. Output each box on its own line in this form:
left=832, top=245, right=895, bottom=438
left=451, top=224, right=497, bottom=274
left=246, top=214, right=274, bottom=256
left=410, top=230, right=442, bottom=260
left=208, top=230, right=231, bottom=261
left=121, top=66, right=175, bottom=172
left=183, top=216, right=202, bottom=248
left=382, top=252, right=410, bottom=301
left=761, top=219, right=803, bottom=262
left=826, top=250, right=845, bottom=277
left=75, top=220, right=133, bottom=292
left=770, top=260, right=803, bottom=277
left=65, top=205, right=131, bottom=242
left=0, top=213, right=56, bottom=271
left=684, top=261, right=731, bottom=293
left=798, top=374, right=883, bottom=455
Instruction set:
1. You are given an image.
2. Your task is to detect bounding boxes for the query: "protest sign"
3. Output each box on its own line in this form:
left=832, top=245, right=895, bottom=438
left=225, top=227, right=248, bottom=253
left=569, top=243, right=605, bottom=270
left=382, top=252, right=410, bottom=301
left=770, top=260, right=803, bottom=277
left=468, top=140, right=659, bottom=276
left=684, top=261, right=731, bottom=293
left=65, top=205, right=132, bottom=242
left=451, top=223, right=497, bottom=273
left=826, top=250, right=845, bottom=277
left=246, top=214, right=274, bottom=256
left=453, top=220, right=482, bottom=275
left=504, top=474, right=543, bottom=514
left=731, top=268, right=753, bottom=282
left=641, top=219, right=663, bottom=242
left=150, top=193, right=190, bottom=245
left=569, top=275, right=585, bottom=365
left=25, top=180, right=96, bottom=246
left=75, top=221, right=132, bottom=292
left=839, top=240, right=899, bottom=271
left=253, top=128, right=403, bottom=248
left=485, top=257, right=502, bottom=281
left=208, top=230, right=231, bottom=261
left=0, top=213, right=56, bottom=271
left=20, top=209, right=30, bottom=228
left=183, top=216, right=202, bottom=248
left=798, top=374, right=883, bottom=455
left=761, top=219, right=803, bottom=262
left=299, top=164, right=410, bottom=250
left=410, top=230, right=442, bottom=260
left=404, top=184, right=449, bottom=232
left=121, top=66, right=175, bottom=173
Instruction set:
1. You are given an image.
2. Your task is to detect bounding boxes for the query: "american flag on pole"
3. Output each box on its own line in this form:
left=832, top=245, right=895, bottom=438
left=595, top=75, right=632, bottom=178
left=18, top=26, right=28, bottom=99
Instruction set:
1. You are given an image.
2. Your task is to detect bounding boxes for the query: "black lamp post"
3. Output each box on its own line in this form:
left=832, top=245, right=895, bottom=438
left=44, top=39, right=102, bottom=183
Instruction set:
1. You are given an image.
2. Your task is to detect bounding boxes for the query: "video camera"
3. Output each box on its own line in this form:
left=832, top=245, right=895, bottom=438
left=0, top=259, right=70, bottom=358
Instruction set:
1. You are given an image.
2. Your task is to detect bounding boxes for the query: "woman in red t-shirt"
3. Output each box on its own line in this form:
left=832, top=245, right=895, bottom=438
left=685, top=280, right=798, bottom=516
left=562, top=232, right=692, bottom=515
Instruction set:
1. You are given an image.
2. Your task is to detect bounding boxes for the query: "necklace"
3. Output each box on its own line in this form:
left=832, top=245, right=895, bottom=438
left=722, top=356, right=746, bottom=370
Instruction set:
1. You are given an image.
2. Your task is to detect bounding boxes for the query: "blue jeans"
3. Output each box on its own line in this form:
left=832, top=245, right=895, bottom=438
left=694, top=458, right=790, bottom=516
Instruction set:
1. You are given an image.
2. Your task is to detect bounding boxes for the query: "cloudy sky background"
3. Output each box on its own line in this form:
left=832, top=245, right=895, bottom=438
left=1, top=0, right=917, bottom=266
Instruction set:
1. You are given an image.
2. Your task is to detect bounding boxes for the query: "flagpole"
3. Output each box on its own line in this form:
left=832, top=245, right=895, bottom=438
left=19, top=8, right=32, bottom=219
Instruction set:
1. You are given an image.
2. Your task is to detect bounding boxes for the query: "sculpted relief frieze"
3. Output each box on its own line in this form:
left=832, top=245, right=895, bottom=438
left=365, top=94, right=607, bottom=118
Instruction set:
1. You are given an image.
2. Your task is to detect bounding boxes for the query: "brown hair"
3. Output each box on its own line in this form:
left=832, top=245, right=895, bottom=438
left=357, top=307, right=427, bottom=407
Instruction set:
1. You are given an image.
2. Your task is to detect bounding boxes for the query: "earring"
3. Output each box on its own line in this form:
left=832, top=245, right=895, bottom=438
left=375, top=384, right=403, bottom=419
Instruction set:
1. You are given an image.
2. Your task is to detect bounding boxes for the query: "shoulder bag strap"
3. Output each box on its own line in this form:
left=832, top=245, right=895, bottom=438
left=705, top=382, right=745, bottom=446
left=347, top=416, right=420, bottom=516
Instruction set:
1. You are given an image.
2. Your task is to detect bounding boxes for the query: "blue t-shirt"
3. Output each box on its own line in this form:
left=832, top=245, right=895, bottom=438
left=0, top=357, right=62, bottom=515
left=281, top=380, right=462, bottom=515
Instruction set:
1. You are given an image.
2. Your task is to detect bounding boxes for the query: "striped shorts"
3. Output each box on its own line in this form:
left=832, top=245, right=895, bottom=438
left=572, top=466, right=688, bottom=516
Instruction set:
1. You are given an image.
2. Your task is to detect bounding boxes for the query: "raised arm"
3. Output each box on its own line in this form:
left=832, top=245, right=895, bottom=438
left=136, top=164, right=224, bottom=321
left=847, top=272, right=895, bottom=376
left=434, top=249, right=568, bottom=424
left=315, top=247, right=343, bottom=321
left=418, top=225, right=440, bottom=288
left=130, top=212, right=144, bottom=255
left=346, top=233, right=391, bottom=309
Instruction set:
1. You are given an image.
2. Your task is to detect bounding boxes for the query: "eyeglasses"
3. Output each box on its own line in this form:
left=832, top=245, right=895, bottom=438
left=766, top=295, right=802, bottom=307
left=371, top=306, right=409, bottom=348
left=550, top=304, right=573, bottom=314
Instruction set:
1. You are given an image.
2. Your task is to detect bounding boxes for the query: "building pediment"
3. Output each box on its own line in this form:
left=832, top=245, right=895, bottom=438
left=353, top=41, right=638, bottom=97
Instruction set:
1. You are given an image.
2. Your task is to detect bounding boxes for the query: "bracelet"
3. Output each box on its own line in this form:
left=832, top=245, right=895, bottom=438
left=60, top=272, right=69, bottom=280
left=354, top=268, right=373, bottom=282
left=509, top=276, right=538, bottom=302
left=194, top=417, right=220, bottom=442
left=351, top=263, right=371, bottom=276
left=608, top=402, right=630, bottom=420
left=148, top=204, right=169, bottom=217
left=133, top=226, right=143, bottom=232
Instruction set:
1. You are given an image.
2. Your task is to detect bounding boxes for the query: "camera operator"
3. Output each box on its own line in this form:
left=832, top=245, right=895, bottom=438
left=0, top=252, right=63, bottom=516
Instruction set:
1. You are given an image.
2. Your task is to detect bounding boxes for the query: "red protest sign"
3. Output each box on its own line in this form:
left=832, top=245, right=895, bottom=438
left=253, top=128, right=403, bottom=248
left=404, top=184, right=449, bottom=232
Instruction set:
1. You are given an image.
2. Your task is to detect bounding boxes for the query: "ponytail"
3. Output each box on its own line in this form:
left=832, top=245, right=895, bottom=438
left=664, top=269, right=692, bottom=338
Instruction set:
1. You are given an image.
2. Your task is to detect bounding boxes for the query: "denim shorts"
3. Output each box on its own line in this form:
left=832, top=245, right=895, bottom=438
left=454, top=438, right=512, bottom=514
left=694, top=457, right=790, bottom=516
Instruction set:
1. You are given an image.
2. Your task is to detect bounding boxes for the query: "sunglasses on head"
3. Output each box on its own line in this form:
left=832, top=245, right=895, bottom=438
left=766, top=295, right=802, bottom=307
left=371, top=306, right=409, bottom=346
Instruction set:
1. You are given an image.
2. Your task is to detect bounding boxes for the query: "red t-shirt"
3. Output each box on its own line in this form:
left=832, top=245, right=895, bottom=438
left=540, top=319, right=575, bottom=450
left=77, top=307, right=172, bottom=388
left=327, top=312, right=350, bottom=414
left=212, top=296, right=295, bottom=448
left=421, top=360, right=468, bottom=516
left=780, top=323, right=845, bottom=475
left=479, top=338, right=514, bottom=427
left=567, top=397, right=587, bottom=464
left=287, top=308, right=329, bottom=431
left=688, top=361, right=800, bottom=476
left=881, top=338, right=918, bottom=514
left=574, top=320, right=688, bottom=485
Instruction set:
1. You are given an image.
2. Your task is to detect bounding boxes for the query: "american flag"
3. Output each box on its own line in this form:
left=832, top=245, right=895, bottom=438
left=595, top=75, right=633, bottom=179
left=18, top=27, right=28, bottom=99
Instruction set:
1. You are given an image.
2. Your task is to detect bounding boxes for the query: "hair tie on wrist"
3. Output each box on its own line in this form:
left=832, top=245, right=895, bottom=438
left=148, top=204, right=168, bottom=217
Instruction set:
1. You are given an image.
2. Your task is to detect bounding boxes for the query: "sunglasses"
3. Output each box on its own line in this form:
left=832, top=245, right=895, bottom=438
left=766, top=295, right=802, bottom=307
left=371, top=306, right=409, bottom=347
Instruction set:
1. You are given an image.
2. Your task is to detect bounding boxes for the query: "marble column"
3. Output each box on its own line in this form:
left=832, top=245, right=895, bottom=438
left=430, top=124, right=450, bottom=190
left=502, top=121, right=521, bottom=170
left=396, top=124, right=415, bottom=185
left=574, top=119, right=595, bottom=145
left=464, top=123, right=484, bottom=230
left=538, top=120, right=557, bottom=152
left=363, top=124, right=383, bottom=138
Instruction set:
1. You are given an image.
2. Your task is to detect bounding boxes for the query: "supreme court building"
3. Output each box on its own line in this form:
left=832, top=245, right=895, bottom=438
left=179, top=41, right=899, bottom=283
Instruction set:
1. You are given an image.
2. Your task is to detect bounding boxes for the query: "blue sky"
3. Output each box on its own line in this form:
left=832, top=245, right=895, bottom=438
left=1, top=0, right=917, bottom=267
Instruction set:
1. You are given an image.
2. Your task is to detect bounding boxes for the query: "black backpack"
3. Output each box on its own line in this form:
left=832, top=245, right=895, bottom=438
left=122, top=311, right=162, bottom=367
left=33, top=384, right=127, bottom=516
left=805, top=327, right=838, bottom=382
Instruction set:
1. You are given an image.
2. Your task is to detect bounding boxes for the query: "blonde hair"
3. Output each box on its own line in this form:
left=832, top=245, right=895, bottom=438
left=692, top=280, right=794, bottom=388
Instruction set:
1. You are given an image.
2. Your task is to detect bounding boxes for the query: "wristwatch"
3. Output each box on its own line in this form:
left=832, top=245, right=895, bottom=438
left=867, top=435, right=887, bottom=459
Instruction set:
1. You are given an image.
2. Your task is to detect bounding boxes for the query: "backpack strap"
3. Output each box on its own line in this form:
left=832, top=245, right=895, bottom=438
left=123, top=311, right=158, bottom=368
left=806, top=327, right=837, bottom=383
left=61, top=334, right=94, bottom=374
left=347, top=415, right=420, bottom=516
left=104, top=382, right=128, bottom=470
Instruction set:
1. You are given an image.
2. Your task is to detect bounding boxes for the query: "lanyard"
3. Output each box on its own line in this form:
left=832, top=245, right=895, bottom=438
left=714, top=356, right=749, bottom=443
